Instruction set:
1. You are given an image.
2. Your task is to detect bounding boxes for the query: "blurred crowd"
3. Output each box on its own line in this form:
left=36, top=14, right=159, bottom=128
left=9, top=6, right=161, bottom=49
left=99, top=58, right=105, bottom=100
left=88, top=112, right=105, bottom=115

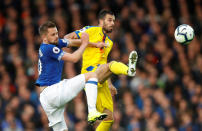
left=0, top=0, right=202, bottom=131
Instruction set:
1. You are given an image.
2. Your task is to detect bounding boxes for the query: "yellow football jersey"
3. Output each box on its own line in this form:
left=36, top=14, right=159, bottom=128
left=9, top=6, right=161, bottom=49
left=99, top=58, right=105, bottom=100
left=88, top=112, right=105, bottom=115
left=75, top=26, right=114, bottom=112
left=75, top=26, right=113, bottom=73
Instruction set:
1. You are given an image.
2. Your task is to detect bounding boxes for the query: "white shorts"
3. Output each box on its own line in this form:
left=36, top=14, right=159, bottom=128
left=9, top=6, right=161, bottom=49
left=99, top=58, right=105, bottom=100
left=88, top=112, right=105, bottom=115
left=39, top=74, right=85, bottom=130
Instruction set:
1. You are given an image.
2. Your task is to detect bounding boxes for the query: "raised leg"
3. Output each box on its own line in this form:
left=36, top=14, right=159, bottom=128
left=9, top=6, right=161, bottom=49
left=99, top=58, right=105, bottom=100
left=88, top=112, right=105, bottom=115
left=95, top=63, right=113, bottom=84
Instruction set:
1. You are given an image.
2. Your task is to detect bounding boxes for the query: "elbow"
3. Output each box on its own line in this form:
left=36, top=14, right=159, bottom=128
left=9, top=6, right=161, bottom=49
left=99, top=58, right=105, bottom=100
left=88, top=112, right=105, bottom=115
left=64, top=33, right=76, bottom=39
left=72, top=57, right=80, bottom=63
left=64, top=34, right=71, bottom=39
left=72, top=59, right=77, bottom=63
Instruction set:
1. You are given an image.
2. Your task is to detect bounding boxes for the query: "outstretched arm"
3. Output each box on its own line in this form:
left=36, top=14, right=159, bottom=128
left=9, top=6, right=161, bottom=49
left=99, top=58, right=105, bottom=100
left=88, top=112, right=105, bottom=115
left=64, top=32, right=106, bottom=48
left=61, top=33, right=89, bottom=63
left=64, top=32, right=78, bottom=39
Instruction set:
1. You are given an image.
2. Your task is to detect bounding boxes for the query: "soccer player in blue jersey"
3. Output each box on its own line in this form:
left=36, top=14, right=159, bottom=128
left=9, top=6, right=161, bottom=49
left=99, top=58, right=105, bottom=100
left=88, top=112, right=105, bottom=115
left=35, top=21, right=107, bottom=131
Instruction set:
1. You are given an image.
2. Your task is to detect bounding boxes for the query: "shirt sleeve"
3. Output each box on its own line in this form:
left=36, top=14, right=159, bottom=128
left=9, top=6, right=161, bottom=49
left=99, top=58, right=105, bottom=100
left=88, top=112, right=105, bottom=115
left=44, top=45, right=65, bottom=61
left=58, top=38, right=69, bottom=48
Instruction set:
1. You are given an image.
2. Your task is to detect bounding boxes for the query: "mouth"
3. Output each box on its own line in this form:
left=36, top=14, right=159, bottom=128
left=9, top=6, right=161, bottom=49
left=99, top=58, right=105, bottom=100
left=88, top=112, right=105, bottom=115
left=107, top=27, right=112, bottom=30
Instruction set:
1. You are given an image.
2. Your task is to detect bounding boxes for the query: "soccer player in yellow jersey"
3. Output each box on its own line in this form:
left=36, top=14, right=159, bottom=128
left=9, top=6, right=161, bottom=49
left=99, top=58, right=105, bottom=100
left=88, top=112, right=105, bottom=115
left=65, top=10, right=138, bottom=130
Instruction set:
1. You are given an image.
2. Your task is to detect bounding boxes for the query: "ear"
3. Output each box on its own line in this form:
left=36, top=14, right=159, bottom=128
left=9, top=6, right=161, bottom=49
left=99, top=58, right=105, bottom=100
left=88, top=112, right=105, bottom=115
left=41, top=34, right=47, bottom=41
left=44, top=37, right=47, bottom=41
left=99, top=19, right=104, bottom=26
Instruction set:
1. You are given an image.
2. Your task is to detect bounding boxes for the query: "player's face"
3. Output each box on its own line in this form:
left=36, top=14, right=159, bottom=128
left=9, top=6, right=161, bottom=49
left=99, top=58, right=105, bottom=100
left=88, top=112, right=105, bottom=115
left=46, top=27, right=59, bottom=44
left=103, top=14, right=115, bottom=33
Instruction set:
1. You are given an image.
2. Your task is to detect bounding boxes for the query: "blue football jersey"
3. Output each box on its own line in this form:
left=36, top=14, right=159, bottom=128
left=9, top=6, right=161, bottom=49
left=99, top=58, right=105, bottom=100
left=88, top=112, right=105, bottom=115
left=36, top=39, right=69, bottom=86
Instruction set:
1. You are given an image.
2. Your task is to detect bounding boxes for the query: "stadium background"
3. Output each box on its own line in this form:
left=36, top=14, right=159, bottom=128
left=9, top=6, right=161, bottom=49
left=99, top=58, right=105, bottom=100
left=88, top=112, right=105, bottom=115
left=0, top=0, right=202, bottom=130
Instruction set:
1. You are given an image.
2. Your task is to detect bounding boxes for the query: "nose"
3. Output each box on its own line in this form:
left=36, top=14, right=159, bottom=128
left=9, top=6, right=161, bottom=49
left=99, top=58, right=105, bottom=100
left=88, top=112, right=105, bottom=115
left=56, top=34, right=59, bottom=39
left=111, top=21, right=115, bottom=26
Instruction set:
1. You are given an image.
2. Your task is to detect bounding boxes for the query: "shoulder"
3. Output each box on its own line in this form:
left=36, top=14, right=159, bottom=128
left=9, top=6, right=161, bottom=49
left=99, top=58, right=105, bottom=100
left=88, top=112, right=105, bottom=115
left=87, top=26, right=102, bottom=30
left=83, top=26, right=99, bottom=29
left=82, top=26, right=102, bottom=32
left=75, top=26, right=102, bottom=38
left=41, top=44, right=55, bottom=50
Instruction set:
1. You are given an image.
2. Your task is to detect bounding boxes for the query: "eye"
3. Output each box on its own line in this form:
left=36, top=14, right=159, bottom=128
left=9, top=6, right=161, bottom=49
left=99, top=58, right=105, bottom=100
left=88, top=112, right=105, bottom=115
left=54, top=32, right=58, bottom=36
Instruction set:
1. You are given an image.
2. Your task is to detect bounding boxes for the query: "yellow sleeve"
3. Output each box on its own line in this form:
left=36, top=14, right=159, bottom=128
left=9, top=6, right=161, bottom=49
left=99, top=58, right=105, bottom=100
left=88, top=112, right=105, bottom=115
left=74, top=26, right=101, bottom=38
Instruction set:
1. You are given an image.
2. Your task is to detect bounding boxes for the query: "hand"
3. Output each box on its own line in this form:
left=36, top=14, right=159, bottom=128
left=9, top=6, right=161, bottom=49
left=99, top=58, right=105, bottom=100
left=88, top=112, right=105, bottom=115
left=109, top=84, right=117, bottom=97
left=96, top=42, right=107, bottom=48
left=81, top=33, right=89, bottom=45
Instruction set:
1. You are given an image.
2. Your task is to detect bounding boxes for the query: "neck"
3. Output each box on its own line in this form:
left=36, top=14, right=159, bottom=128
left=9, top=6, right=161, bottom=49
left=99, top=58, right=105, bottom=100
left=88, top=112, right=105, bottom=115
left=103, top=30, right=107, bottom=35
left=43, top=40, right=48, bottom=44
left=98, top=24, right=107, bottom=35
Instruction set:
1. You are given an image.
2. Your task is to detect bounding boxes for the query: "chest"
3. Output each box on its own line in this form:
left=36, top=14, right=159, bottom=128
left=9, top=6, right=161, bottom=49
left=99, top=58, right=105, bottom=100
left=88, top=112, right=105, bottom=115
left=103, top=37, right=113, bottom=53
left=84, top=32, right=113, bottom=59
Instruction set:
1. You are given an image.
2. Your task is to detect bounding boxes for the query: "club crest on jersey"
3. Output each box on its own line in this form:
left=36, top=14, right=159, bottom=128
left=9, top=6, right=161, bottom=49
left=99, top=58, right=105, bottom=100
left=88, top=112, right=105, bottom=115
left=53, top=47, right=60, bottom=54
left=106, top=41, right=109, bottom=47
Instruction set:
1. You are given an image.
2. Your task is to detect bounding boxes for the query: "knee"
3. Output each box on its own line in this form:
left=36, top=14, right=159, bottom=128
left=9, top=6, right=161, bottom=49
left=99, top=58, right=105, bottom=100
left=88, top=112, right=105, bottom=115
left=89, top=72, right=97, bottom=78
left=103, top=109, right=114, bottom=121
left=100, top=63, right=110, bottom=71
left=108, top=61, right=116, bottom=68
left=98, top=64, right=109, bottom=70
left=105, top=112, right=114, bottom=121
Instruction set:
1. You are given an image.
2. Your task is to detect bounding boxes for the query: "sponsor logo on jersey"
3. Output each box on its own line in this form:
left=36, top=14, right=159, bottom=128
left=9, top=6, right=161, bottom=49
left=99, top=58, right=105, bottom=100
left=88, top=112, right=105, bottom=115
left=53, top=47, right=60, bottom=54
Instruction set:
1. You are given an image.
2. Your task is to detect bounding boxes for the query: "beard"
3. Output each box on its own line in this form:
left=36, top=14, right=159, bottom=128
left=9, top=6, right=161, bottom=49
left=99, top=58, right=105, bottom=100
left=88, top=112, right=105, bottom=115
left=48, top=39, right=58, bottom=45
left=103, top=22, right=113, bottom=33
left=105, top=29, right=113, bottom=33
left=103, top=27, right=113, bottom=33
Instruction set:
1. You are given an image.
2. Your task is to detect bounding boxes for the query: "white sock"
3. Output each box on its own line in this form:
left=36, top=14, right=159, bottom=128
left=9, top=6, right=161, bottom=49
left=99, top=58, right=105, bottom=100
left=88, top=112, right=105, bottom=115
left=85, top=78, right=98, bottom=113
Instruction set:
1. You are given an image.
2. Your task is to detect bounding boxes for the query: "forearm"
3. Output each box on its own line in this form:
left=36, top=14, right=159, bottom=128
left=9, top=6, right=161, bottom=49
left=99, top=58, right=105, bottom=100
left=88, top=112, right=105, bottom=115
left=64, top=32, right=81, bottom=47
left=70, top=44, right=87, bottom=62
left=62, top=32, right=89, bottom=63
left=64, top=32, right=102, bottom=47
left=67, top=39, right=98, bottom=47
left=68, top=39, right=82, bottom=47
